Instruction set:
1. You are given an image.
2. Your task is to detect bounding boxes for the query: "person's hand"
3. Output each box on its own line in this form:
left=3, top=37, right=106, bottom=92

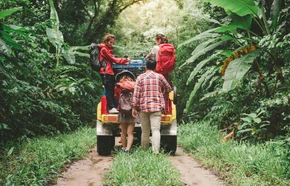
left=127, top=58, right=131, bottom=62
left=132, top=107, right=138, bottom=118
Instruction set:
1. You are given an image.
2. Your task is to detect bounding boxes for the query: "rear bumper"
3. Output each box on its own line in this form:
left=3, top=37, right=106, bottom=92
left=96, top=96, right=177, bottom=136
left=96, top=119, right=177, bottom=136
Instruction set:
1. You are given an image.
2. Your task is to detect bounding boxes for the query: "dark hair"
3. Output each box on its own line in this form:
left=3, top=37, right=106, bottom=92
left=155, top=33, right=168, bottom=44
left=146, top=58, right=156, bottom=70
left=103, top=33, right=115, bottom=43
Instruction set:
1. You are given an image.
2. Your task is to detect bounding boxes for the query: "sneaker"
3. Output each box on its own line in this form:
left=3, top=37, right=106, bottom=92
left=123, top=149, right=130, bottom=154
left=109, top=107, right=119, bottom=114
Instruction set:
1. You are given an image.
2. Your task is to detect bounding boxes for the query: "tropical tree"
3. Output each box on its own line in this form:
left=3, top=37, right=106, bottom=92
left=180, top=0, right=290, bottom=113
left=0, top=1, right=101, bottom=142
left=179, top=0, right=290, bottom=141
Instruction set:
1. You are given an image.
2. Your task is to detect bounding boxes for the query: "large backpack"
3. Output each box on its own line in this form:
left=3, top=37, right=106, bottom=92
left=118, top=89, right=133, bottom=116
left=89, top=43, right=105, bottom=71
left=156, top=43, right=176, bottom=74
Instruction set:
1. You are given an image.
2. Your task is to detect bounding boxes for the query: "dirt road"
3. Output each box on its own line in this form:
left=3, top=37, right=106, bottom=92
left=53, top=138, right=224, bottom=186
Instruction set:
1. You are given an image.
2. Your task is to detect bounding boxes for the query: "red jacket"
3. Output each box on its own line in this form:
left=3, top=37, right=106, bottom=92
left=97, top=43, right=128, bottom=75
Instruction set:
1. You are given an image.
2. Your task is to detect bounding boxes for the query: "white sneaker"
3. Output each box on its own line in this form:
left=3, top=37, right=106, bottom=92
left=109, top=107, right=119, bottom=114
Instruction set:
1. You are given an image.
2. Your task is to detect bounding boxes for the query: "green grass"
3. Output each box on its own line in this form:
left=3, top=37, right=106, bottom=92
left=0, top=126, right=96, bottom=186
left=3, top=121, right=288, bottom=186
left=103, top=147, right=183, bottom=186
left=178, top=121, right=290, bottom=186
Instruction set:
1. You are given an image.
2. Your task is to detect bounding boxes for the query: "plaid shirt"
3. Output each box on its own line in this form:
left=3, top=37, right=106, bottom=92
left=132, top=70, right=171, bottom=112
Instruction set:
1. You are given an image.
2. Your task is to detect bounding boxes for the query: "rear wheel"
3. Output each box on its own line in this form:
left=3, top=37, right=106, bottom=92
left=97, top=136, right=114, bottom=156
left=161, top=135, right=177, bottom=155
left=133, top=130, right=142, bottom=146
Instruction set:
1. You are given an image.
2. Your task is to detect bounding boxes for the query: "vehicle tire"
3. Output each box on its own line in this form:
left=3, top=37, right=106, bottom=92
left=97, top=136, right=114, bottom=156
left=161, top=135, right=177, bottom=155
left=110, top=135, right=115, bottom=149
left=134, top=130, right=142, bottom=146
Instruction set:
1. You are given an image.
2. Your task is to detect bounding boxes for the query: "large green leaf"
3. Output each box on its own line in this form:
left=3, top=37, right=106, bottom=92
left=186, top=51, right=222, bottom=85
left=49, top=0, right=60, bottom=30
left=216, top=16, right=252, bottom=33
left=222, top=49, right=261, bottom=92
left=203, top=0, right=258, bottom=17
left=178, top=28, right=220, bottom=48
left=0, top=29, right=23, bottom=51
left=47, top=0, right=63, bottom=45
left=230, top=14, right=253, bottom=30
left=180, top=39, right=229, bottom=69
left=270, top=0, right=282, bottom=29
left=191, top=39, right=216, bottom=56
left=63, top=51, right=75, bottom=64
left=184, top=66, right=216, bottom=114
left=47, top=0, right=64, bottom=67
left=0, top=7, right=22, bottom=20
left=0, top=38, right=11, bottom=54
left=46, top=28, right=64, bottom=47
left=2, top=24, right=29, bottom=38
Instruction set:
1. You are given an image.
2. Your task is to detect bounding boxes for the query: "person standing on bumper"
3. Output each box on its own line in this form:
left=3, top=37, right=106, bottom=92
left=98, top=33, right=130, bottom=114
left=131, top=58, right=171, bottom=153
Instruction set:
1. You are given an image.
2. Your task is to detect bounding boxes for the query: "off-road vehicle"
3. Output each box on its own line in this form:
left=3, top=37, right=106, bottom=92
left=96, top=59, right=177, bottom=156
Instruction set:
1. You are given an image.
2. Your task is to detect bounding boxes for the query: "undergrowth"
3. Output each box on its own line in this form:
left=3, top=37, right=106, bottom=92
left=0, top=126, right=96, bottom=185
left=178, top=121, right=290, bottom=186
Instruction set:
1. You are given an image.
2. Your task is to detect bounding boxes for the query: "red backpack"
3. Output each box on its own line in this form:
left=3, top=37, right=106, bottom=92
left=118, top=89, right=133, bottom=116
left=156, top=43, right=176, bottom=74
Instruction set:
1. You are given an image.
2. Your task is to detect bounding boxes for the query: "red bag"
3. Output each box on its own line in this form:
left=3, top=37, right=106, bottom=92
left=156, top=43, right=176, bottom=74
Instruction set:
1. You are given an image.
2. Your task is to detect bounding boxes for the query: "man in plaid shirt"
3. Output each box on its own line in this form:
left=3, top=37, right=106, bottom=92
left=132, top=58, right=171, bottom=153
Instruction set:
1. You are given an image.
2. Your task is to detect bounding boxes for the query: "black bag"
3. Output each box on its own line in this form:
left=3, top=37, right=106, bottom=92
left=119, top=89, right=133, bottom=116
left=89, top=43, right=105, bottom=71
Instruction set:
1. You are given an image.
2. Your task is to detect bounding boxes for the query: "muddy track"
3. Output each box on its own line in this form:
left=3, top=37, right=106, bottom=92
left=53, top=137, right=224, bottom=186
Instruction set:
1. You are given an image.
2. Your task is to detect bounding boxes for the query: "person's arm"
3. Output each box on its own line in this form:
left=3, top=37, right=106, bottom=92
left=132, top=107, right=138, bottom=118
left=146, top=52, right=153, bottom=59
left=146, top=45, right=159, bottom=59
left=101, top=48, right=130, bottom=64
left=131, top=78, right=141, bottom=110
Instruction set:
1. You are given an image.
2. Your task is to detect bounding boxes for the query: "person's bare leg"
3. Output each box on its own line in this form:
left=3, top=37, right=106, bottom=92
left=126, top=122, right=135, bottom=151
left=120, top=122, right=128, bottom=149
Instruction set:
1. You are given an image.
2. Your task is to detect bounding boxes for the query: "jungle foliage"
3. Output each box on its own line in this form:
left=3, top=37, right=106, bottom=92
left=0, top=126, right=95, bottom=185
left=0, top=0, right=150, bottom=142
left=178, top=121, right=290, bottom=185
left=0, top=0, right=290, bottom=184
left=0, top=0, right=184, bottom=142
left=1, top=0, right=290, bottom=148
left=177, top=0, right=290, bottom=145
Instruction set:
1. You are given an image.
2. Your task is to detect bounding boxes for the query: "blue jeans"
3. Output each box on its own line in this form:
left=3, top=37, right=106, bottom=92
left=102, top=74, right=118, bottom=109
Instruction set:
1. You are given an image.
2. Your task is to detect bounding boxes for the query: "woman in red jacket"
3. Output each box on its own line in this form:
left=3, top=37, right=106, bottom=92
left=98, top=33, right=130, bottom=113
